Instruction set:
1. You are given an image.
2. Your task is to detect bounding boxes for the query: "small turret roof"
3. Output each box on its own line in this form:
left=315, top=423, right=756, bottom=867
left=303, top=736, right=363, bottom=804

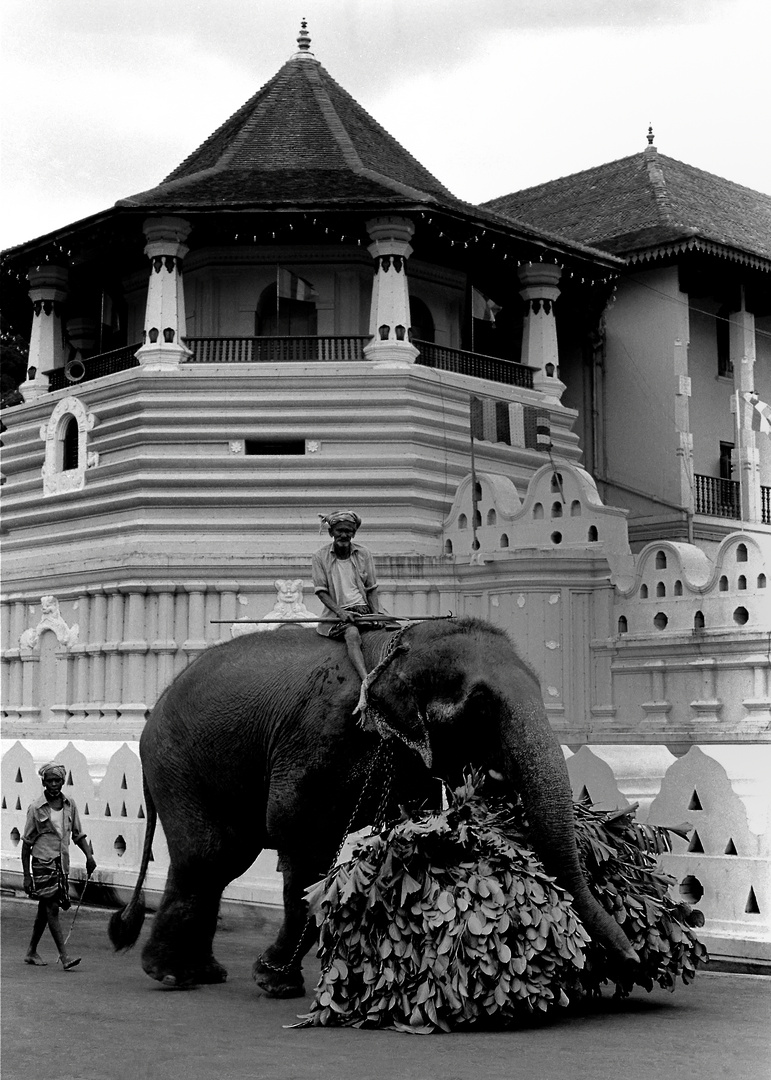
left=117, top=43, right=455, bottom=211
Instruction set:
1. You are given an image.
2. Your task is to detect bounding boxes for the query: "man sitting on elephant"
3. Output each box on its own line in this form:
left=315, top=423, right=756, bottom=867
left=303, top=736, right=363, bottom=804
left=312, top=510, right=392, bottom=714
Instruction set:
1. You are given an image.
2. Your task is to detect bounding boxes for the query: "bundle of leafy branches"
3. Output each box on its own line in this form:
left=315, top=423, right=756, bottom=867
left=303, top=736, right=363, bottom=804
left=296, top=772, right=707, bottom=1033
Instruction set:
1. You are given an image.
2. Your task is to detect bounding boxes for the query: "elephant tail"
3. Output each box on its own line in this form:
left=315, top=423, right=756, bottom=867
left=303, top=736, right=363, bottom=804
left=107, top=777, right=156, bottom=952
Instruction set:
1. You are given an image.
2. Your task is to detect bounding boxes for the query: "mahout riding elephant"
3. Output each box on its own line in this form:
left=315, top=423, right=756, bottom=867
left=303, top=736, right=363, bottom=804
left=109, top=617, right=638, bottom=993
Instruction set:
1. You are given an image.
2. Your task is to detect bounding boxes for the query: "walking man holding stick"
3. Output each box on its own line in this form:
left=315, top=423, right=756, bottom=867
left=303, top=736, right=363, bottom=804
left=21, top=762, right=97, bottom=969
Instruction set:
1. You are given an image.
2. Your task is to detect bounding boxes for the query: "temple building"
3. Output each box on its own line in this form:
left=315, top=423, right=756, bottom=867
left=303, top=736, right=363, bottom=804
left=1, top=24, right=769, bottom=963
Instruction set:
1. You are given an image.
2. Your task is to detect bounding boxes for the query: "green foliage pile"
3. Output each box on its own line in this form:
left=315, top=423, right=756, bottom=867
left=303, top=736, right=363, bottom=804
left=296, top=774, right=707, bottom=1033
left=573, top=800, right=707, bottom=997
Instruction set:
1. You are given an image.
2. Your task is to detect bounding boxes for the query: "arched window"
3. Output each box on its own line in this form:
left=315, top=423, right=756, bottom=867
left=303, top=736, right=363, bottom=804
left=674, top=580, right=683, bottom=596
left=444, top=539, right=453, bottom=555
left=656, top=582, right=666, bottom=598
left=409, top=297, right=435, bottom=343
left=618, top=616, right=628, bottom=635
left=550, top=473, right=563, bottom=493
left=640, top=584, right=648, bottom=599
left=61, top=416, right=79, bottom=471
left=551, top=501, right=563, bottom=519
left=738, top=575, right=747, bottom=590
left=486, top=509, right=497, bottom=525
left=570, top=500, right=581, bottom=517
left=719, top=575, right=728, bottom=592
left=458, top=514, right=467, bottom=530
left=694, top=610, right=705, bottom=630
left=758, top=574, right=767, bottom=589
left=255, top=281, right=317, bottom=337
left=533, top=502, right=544, bottom=520
left=587, top=526, right=598, bottom=542
left=655, top=550, right=667, bottom=569
left=736, top=543, right=748, bottom=563
left=499, top=533, right=509, bottom=548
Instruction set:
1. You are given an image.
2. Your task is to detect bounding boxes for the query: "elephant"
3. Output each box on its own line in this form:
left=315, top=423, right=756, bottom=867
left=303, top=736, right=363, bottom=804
left=109, top=617, right=638, bottom=993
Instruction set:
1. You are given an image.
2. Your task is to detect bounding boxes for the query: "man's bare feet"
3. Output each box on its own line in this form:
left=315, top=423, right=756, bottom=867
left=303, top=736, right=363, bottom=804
left=24, top=953, right=48, bottom=966
left=61, top=956, right=82, bottom=970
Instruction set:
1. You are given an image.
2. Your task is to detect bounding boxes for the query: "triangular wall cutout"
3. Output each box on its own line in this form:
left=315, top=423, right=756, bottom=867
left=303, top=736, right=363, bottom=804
left=724, top=839, right=738, bottom=855
left=104, top=803, right=112, bottom=817
left=121, top=774, right=128, bottom=790
left=138, top=805, right=145, bottom=819
left=688, top=831, right=704, bottom=853
left=84, top=804, right=89, bottom=815
left=15, top=769, right=22, bottom=783
left=745, top=887, right=760, bottom=914
left=15, top=797, right=22, bottom=810
left=1, top=797, right=6, bottom=809
left=67, top=771, right=74, bottom=785
left=688, top=790, right=703, bottom=810
left=121, top=802, right=127, bottom=817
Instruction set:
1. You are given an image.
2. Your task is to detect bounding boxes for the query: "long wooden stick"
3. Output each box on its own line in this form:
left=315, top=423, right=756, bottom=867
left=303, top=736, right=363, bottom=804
left=209, top=614, right=454, bottom=624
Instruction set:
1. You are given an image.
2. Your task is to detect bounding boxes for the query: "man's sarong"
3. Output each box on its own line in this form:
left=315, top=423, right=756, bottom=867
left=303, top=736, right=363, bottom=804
left=30, top=856, right=71, bottom=908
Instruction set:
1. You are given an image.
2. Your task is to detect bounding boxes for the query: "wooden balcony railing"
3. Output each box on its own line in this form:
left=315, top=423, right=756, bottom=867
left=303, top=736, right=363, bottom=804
left=183, top=336, right=370, bottom=363
left=694, top=474, right=740, bottom=519
left=47, top=343, right=141, bottom=391
left=413, top=340, right=535, bottom=389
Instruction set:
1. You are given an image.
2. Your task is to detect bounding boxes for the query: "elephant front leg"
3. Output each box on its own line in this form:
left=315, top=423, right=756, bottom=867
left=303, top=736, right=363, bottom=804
left=253, top=852, right=321, bottom=998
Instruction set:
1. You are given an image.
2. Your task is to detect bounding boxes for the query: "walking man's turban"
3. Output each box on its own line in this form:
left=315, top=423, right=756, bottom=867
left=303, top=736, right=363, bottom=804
left=38, top=762, right=66, bottom=780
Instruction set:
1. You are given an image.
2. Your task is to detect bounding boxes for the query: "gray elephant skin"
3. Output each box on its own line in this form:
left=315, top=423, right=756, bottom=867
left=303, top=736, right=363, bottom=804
left=109, top=617, right=638, bottom=993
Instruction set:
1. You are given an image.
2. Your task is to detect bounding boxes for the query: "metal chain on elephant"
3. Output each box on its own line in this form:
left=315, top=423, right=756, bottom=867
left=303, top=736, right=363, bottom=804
left=256, top=737, right=396, bottom=978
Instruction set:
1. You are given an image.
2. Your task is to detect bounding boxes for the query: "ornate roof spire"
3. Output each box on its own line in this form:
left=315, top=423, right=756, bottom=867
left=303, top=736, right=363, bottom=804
left=646, top=123, right=655, bottom=146
left=293, top=18, right=314, bottom=58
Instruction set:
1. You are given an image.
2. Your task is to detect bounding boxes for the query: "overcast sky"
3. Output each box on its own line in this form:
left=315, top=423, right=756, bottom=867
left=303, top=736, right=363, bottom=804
left=1, top=0, right=769, bottom=251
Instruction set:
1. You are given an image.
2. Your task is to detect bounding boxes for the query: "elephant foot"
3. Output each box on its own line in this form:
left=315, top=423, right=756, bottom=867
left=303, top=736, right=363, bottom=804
left=196, top=959, right=228, bottom=984
left=252, top=958, right=305, bottom=998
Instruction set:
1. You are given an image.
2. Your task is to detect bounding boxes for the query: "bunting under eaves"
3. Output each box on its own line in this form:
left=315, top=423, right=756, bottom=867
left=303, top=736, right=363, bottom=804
left=470, top=395, right=551, bottom=450
left=743, top=392, right=771, bottom=435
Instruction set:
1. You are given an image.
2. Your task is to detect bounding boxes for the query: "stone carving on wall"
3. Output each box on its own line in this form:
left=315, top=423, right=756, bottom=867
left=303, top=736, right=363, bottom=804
left=230, top=579, right=319, bottom=637
left=40, top=396, right=98, bottom=495
left=19, top=595, right=79, bottom=650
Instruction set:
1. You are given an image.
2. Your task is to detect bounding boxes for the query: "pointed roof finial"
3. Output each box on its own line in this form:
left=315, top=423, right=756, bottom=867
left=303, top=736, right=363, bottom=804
left=646, top=123, right=655, bottom=146
left=294, top=18, right=314, bottom=58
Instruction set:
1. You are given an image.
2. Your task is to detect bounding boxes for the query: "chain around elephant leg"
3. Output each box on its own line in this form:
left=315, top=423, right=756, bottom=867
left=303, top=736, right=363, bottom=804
left=255, top=740, right=395, bottom=982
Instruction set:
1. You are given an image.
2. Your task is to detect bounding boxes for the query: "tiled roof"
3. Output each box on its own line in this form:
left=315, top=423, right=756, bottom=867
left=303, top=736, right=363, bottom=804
left=483, top=148, right=771, bottom=266
left=117, top=53, right=454, bottom=210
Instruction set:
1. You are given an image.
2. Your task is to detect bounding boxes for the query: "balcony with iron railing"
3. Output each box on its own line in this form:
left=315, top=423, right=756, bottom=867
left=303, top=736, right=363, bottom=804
left=694, top=474, right=741, bottom=519
left=43, top=336, right=537, bottom=390
left=762, top=485, right=771, bottom=525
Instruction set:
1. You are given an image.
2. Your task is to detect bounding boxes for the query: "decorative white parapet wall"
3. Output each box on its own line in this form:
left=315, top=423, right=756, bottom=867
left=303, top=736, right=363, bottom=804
left=3, top=740, right=769, bottom=961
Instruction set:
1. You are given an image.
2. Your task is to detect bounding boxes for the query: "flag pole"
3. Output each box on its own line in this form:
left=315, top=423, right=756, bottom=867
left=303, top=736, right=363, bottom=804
left=276, top=265, right=280, bottom=334
left=470, top=428, right=480, bottom=555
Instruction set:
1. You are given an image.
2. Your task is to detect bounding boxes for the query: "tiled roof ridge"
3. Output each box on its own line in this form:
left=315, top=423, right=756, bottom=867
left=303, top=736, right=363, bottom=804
left=161, top=64, right=290, bottom=183
left=303, top=61, right=366, bottom=173
left=313, top=64, right=455, bottom=199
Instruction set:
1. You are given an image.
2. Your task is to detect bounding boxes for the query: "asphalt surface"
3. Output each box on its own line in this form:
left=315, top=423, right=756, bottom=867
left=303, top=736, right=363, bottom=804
left=3, top=897, right=770, bottom=1080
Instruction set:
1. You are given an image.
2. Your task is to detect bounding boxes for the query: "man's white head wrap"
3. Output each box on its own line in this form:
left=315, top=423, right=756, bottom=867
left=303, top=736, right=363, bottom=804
left=39, top=762, right=66, bottom=780
left=319, top=511, right=361, bottom=532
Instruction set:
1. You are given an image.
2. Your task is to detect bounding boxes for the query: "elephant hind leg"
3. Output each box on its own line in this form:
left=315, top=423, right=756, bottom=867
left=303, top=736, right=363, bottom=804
left=141, top=862, right=231, bottom=988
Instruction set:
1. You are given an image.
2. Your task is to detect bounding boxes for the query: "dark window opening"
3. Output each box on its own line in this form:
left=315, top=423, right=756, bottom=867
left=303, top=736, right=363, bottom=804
left=244, top=440, right=306, bottom=456
left=409, top=297, right=435, bottom=344
left=62, top=417, right=79, bottom=471
left=716, top=304, right=732, bottom=376
left=255, top=283, right=317, bottom=337
left=719, top=442, right=734, bottom=481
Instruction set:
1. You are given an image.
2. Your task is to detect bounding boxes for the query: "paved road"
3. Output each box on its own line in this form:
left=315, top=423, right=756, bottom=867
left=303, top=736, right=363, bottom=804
left=3, top=897, right=769, bottom=1080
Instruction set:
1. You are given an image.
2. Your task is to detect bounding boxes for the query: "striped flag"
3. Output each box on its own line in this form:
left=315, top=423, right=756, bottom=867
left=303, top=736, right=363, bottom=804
left=470, top=395, right=550, bottom=450
left=471, top=288, right=501, bottom=324
left=277, top=267, right=317, bottom=301
left=743, top=392, right=771, bottom=435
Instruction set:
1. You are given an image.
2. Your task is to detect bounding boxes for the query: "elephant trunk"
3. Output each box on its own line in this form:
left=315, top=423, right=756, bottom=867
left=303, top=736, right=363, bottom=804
left=497, top=696, right=639, bottom=966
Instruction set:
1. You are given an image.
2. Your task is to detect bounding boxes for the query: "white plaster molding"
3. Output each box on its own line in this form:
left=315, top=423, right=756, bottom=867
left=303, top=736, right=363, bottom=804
left=40, top=397, right=98, bottom=496
left=230, top=579, right=319, bottom=637
left=19, top=595, right=79, bottom=651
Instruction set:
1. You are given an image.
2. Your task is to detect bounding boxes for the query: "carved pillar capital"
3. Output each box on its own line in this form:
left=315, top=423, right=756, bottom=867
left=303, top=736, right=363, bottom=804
left=363, top=216, right=418, bottom=368
left=517, top=262, right=565, bottom=402
left=136, top=216, right=192, bottom=371
left=22, top=265, right=69, bottom=401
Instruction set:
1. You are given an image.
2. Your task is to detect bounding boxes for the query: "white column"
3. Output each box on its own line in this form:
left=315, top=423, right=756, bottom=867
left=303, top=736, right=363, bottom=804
left=135, top=216, right=192, bottom=371
left=517, top=262, right=566, bottom=402
left=673, top=338, right=695, bottom=516
left=119, top=584, right=149, bottom=726
left=182, top=582, right=208, bottom=654
left=150, top=583, right=178, bottom=700
left=363, top=216, right=419, bottom=367
left=19, top=266, right=68, bottom=402
left=731, top=298, right=760, bottom=522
